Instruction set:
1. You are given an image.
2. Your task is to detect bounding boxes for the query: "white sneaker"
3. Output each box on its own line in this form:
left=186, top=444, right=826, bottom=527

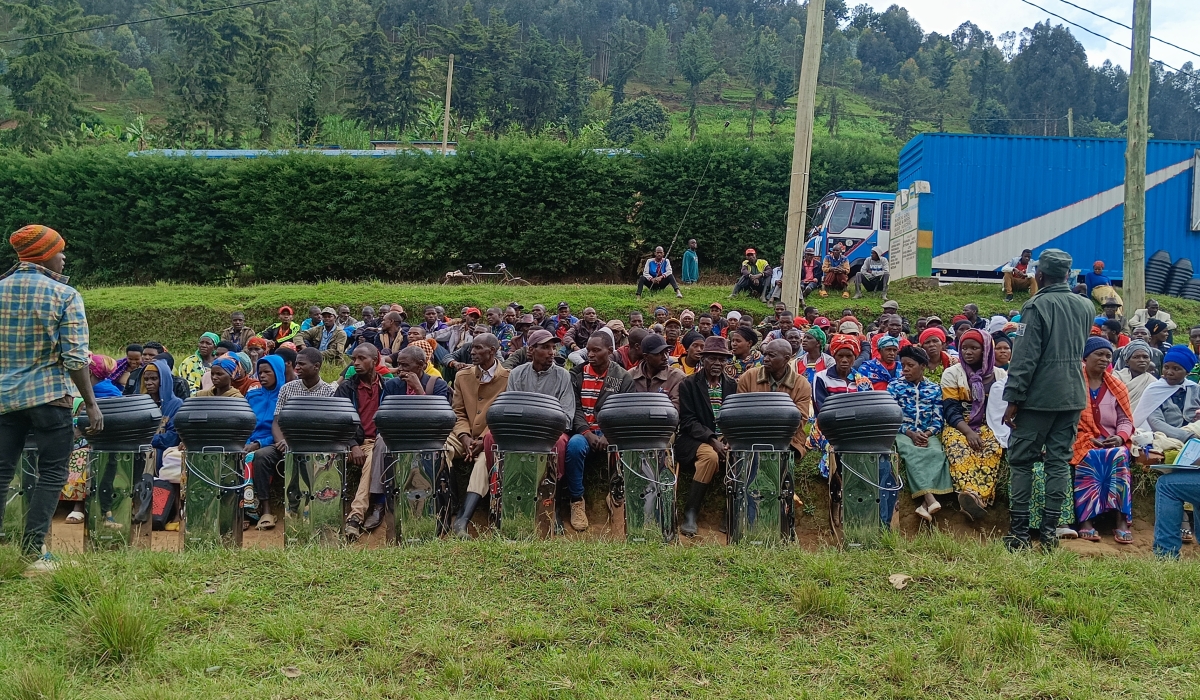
left=1056, top=526, right=1078, bottom=540
left=26, top=546, right=59, bottom=574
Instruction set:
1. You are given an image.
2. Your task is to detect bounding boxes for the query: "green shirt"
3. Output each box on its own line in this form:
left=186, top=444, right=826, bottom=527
left=1003, top=282, right=1095, bottom=411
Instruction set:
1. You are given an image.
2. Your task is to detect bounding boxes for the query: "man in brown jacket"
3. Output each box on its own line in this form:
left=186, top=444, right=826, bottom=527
left=628, top=334, right=684, bottom=412
left=446, top=333, right=509, bottom=537
left=735, top=339, right=813, bottom=453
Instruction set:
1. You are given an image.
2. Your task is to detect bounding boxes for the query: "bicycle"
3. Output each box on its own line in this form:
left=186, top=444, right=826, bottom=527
left=442, top=262, right=531, bottom=285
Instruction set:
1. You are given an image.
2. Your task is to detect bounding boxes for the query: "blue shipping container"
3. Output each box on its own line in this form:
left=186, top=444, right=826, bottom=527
left=897, top=133, right=1200, bottom=279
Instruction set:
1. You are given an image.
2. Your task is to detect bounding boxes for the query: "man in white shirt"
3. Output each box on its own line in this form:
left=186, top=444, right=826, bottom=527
left=636, top=246, right=683, bottom=299
left=853, top=247, right=890, bottom=300
left=762, top=254, right=785, bottom=303
left=1001, top=249, right=1039, bottom=301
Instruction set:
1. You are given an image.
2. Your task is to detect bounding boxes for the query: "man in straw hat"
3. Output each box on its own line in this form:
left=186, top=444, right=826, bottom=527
left=0, top=225, right=104, bottom=572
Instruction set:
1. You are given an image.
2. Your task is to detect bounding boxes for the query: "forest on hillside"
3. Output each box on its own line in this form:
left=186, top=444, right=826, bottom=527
left=1, top=0, right=1198, bottom=154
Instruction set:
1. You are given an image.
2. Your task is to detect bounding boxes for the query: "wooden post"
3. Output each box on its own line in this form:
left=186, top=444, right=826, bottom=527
left=1123, top=0, right=1150, bottom=316
left=780, top=0, right=825, bottom=311
left=1067, top=107, right=1073, bottom=137
left=441, top=54, right=455, bottom=156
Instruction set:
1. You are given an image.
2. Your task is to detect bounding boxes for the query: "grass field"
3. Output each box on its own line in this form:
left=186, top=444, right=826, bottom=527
left=1, top=536, right=1197, bottom=699
left=80, top=280, right=1200, bottom=357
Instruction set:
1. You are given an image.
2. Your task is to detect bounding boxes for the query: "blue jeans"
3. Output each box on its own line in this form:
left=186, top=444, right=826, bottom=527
left=1154, top=470, right=1200, bottom=557
left=0, top=403, right=73, bottom=555
left=565, top=431, right=602, bottom=500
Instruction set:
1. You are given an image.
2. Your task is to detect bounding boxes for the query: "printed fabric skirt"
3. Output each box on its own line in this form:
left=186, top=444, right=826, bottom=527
left=1029, top=461, right=1072, bottom=530
left=60, top=446, right=89, bottom=502
left=893, top=433, right=953, bottom=498
left=941, top=424, right=1003, bottom=504
left=1073, top=447, right=1132, bottom=523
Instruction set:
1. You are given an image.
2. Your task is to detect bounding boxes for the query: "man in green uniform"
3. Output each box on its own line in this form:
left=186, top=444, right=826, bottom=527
left=1002, top=249, right=1094, bottom=550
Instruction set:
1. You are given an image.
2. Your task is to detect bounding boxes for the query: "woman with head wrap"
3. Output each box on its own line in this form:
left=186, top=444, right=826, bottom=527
left=175, top=331, right=220, bottom=394
left=888, top=345, right=952, bottom=521
left=797, top=326, right=833, bottom=385
left=1133, top=346, right=1200, bottom=467
left=674, top=331, right=705, bottom=375
left=1068, top=337, right=1135, bottom=543
left=940, top=328, right=1007, bottom=520
left=230, top=352, right=261, bottom=396
left=725, top=326, right=762, bottom=379
left=1145, top=318, right=1173, bottom=358
left=245, top=337, right=269, bottom=375
left=859, top=334, right=901, bottom=390
left=805, top=333, right=874, bottom=478
left=88, top=354, right=124, bottom=398
left=992, top=332, right=1013, bottom=370
left=918, top=327, right=957, bottom=383
left=1114, top=339, right=1157, bottom=409
left=193, top=356, right=243, bottom=397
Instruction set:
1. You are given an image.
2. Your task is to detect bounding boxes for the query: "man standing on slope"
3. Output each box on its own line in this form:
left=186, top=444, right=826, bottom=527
left=1002, top=249, right=1093, bottom=551
left=0, top=225, right=104, bottom=572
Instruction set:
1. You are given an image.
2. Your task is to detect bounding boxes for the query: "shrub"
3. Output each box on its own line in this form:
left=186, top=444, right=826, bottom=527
left=606, top=96, right=670, bottom=145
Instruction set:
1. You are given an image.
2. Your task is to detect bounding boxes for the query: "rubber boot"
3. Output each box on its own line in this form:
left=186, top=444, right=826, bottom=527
left=680, top=480, right=709, bottom=537
left=1038, top=507, right=1060, bottom=551
left=453, top=492, right=482, bottom=538
left=1003, top=510, right=1032, bottom=551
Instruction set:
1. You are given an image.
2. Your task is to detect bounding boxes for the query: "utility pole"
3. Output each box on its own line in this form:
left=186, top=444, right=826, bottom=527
left=441, top=54, right=455, bottom=156
left=1067, top=107, right=1073, bottom=137
left=1123, top=0, right=1150, bottom=316
left=781, top=0, right=825, bottom=311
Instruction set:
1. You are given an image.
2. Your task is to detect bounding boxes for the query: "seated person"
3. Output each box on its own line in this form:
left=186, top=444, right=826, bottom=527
left=820, top=245, right=851, bottom=298
left=629, top=334, right=684, bottom=411
left=852, top=247, right=890, bottom=300
left=338, top=345, right=388, bottom=540
left=1070, top=338, right=1134, bottom=544
left=446, top=334, right=510, bottom=538
left=887, top=346, right=951, bottom=522
left=565, top=334, right=634, bottom=531
left=1127, top=298, right=1176, bottom=334
left=730, top=248, right=768, bottom=299
left=295, top=307, right=347, bottom=365
left=1001, top=249, right=1038, bottom=301
left=735, top=339, right=812, bottom=454
left=762, top=255, right=784, bottom=303
left=193, top=357, right=242, bottom=397
left=243, top=355, right=286, bottom=530
left=800, top=249, right=821, bottom=298
left=637, top=246, right=683, bottom=298
left=940, top=329, right=1007, bottom=521
left=676, top=337, right=738, bottom=537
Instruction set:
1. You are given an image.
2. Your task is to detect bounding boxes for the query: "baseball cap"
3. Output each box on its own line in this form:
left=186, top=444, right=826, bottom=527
left=814, top=316, right=831, bottom=328
left=508, top=302, right=524, bottom=310
left=278, top=305, right=293, bottom=315
left=927, top=315, right=944, bottom=326
left=464, top=307, right=481, bottom=317
left=641, top=334, right=669, bottom=354
left=321, top=307, right=336, bottom=315
left=839, top=321, right=860, bottom=334
left=745, top=248, right=756, bottom=255
left=526, top=329, right=557, bottom=347
left=882, top=300, right=899, bottom=311
left=709, top=302, right=723, bottom=311
left=557, top=301, right=570, bottom=310
left=665, top=317, right=681, bottom=327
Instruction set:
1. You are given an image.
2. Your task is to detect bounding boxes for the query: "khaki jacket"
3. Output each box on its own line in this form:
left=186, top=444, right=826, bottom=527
left=452, top=362, right=511, bottom=440
left=736, top=364, right=813, bottom=451
left=627, top=361, right=685, bottom=412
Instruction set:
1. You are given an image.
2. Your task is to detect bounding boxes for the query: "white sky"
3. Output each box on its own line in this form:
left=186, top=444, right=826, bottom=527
left=854, top=0, right=1199, bottom=72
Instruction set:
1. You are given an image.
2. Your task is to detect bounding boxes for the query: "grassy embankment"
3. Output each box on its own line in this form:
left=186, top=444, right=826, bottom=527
left=1, top=536, right=1198, bottom=699
left=80, top=279, right=1200, bottom=356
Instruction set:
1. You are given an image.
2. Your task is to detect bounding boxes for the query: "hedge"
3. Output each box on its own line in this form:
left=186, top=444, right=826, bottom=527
left=0, top=138, right=899, bottom=284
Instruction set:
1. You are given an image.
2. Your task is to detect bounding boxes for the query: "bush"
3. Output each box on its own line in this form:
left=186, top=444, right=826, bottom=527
left=0, top=137, right=899, bottom=284
left=125, top=68, right=154, bottom=99
left=605, top=96, right=670, bottom=145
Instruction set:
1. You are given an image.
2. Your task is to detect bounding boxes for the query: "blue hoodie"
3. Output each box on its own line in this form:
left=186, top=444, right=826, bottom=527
left=245, top=354, right=286, bottom=448
left=141, top=358, right=182, bottom=469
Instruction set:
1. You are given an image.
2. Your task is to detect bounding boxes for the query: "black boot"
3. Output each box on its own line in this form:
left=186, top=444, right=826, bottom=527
left=453, top=492, right=482, bottom=538
left=1038, top=507, right=1060, bottom=550
left=680, top=480, right=709, bottom=537
left=1004, top=510, right=1032, bottom=551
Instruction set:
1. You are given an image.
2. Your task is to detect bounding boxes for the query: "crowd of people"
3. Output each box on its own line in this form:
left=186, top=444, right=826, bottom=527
left=4, top=225, right=1200, bottom=574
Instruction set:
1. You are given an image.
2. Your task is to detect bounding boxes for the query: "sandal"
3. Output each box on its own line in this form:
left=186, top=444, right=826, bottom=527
left=926, top=501, right=942, bottom=516
left=916, top=505, right=932, bottom=522
left=957, top=491, right=987, bottom=521
left=256, top=514, right=276, bottom=531
left=1182, top=528, right=1194, bottom=544
left=1114, top=529, right=1133, bottom=544
left=65, top=510, right=85, bottom=524
left=1078, top=528, right=1101, bottom=542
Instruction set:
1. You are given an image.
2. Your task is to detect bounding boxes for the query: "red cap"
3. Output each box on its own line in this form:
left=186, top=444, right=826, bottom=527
left=278, top=305, right=294, bottom=315
left=814, top=316, right=831, bottom=328
left=952, top=314, right=968, bottom=323
left=745, top=248, right=756, bottom=255
left=464, top=307, right=481, bottom=317
left=710, top=302, right=723, bottom=311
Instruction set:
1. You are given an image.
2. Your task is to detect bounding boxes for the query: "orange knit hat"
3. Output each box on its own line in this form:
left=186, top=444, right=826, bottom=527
left=9, top=225, right=65, bottom=263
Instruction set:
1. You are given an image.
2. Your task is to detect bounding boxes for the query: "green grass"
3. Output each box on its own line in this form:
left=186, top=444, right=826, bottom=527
left=1, top=537, right=1197, bottom=698
left=80, top=280, right=1200, bottom=357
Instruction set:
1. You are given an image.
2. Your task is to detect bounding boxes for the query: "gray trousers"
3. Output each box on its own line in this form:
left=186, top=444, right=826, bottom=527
left=1007, top=408, right=1081, bottom=521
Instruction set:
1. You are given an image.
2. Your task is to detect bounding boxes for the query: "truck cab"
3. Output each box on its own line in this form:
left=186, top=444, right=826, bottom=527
left=805, top=191, right=896, bottom=272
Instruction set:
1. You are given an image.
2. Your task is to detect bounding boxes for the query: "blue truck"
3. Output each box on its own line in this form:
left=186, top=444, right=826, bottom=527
left=804, top=133, right=1200, bottom=279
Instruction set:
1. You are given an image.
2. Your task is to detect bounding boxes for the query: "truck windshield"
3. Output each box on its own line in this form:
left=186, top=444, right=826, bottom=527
left=809, top=200, right=833, bottom=236
left=828, top=199, right=854, bottom=234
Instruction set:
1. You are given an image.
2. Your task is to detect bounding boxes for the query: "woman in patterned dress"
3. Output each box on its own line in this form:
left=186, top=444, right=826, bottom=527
left=940, top=329, right=1007, bottom=520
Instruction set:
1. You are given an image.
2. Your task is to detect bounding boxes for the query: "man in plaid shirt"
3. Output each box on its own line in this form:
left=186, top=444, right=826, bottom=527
left=0, top=225, right=103, bottom=571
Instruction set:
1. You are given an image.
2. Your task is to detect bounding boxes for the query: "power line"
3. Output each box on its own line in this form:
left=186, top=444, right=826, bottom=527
left=1050, top=0, right=1200, bottom=61
left=1018, top=0, right=1194, bottom=76
left=0, top=0, right=283, bottom=45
